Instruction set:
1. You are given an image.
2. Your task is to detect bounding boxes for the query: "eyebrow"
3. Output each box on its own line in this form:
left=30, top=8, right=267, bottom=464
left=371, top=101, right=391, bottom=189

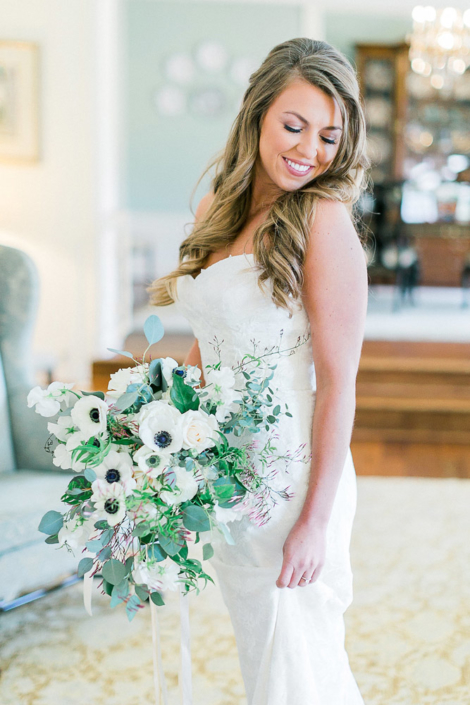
left=281, top=111, right=343, bottom=130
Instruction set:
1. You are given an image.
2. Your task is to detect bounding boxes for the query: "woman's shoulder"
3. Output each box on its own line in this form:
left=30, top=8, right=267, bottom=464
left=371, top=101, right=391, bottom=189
left=195, top=189, right=216, bottom=222
left=305, top=198, right=367, bottom=268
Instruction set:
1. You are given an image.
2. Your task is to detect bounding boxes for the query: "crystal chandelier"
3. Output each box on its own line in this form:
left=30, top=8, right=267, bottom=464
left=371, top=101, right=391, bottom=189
left=409, top=6, right=470, bottom=90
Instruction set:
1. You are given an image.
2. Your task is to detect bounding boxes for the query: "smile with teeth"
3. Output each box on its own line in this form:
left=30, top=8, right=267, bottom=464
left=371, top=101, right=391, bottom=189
left=282, top=156, right=314, bottom=174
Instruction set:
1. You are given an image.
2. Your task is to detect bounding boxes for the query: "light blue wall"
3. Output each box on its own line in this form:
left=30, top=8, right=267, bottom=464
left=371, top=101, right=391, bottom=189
left=124, top=0, right=302, bottom=212
left=324, top=12, right=410, bottom=63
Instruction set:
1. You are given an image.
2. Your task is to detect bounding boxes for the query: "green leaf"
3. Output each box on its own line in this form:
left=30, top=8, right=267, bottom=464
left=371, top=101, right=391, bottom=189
left=84, top=467, right=97, bottom=482
left=80, top=390, right=105, bottom=400
left=285, top=412, right=292, bottom=417
left=273, top=405, right=281, bottom=415
left=132, top=522, right=151, bottom=538
left=147, top=543, right=167, bottom=561
left=202, top=543, right=214, bottom=560
left=150, top=591, right=165, bottom=606
left=135, top=586, right=150, bottom=602
left=170, top=369, right=199, bottom=413
left=86, top=539, right=104, bottom=553
left=113, top=390, right=139, bottom=413
left=157, top=532, right=185, bottom=557
left=144, top=315, right=165, bottom=345
left=102, top=578, right=114, bottom=596
left=94, top=520, right=109, bottom=530
left=267, top=415, right=276, bottom=424
left=107, top=348, right=134, bottom=360
left=38, top=510, right=63, bottom=535
left=101, top=528, right=114, bottom=545
left=97, top=546, right=111, bottom=562
left=102, top=559, right=127, bottom=586
left=45, top=533, right=59, bottom=544
left=77, top=557, right=94, bottom=578
left=125, top=594, right=142, bottom=622
left=181, top=504, right=210, bottom=532
left=110, top=579, right=129, bottom=608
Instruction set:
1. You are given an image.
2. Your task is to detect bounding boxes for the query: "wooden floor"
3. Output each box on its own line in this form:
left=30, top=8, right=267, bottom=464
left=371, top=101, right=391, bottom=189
left=91, top=336, right=470, bottom=479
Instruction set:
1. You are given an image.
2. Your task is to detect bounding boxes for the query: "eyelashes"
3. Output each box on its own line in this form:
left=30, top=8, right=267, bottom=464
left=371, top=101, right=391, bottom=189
left=283, top=125, right=337, bottom=145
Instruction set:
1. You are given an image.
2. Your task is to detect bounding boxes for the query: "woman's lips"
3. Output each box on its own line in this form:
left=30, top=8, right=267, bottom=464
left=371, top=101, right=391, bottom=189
left=282, top=156, right=314, bottom=177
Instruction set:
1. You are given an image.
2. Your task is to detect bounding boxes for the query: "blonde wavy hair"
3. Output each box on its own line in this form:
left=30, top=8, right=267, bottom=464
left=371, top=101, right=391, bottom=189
left=148, top=37, right=370, bottom=316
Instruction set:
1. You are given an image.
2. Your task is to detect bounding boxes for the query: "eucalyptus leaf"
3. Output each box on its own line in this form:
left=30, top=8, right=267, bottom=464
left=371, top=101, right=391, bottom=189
left=101, top=528, right=114, bottom=545
left=97, top=546, right=111, bottom=562
left=113, top=390, right=139, bottom=413
left=80, top=390, right=106, bottom=400
left=102, top=559, right=127, bottom=586
left=157, top=532, right=184, bottom=557
left=38, top=510, right=63, bottom=535
left=182, top=504, right=210, bottom=532
left=84, top=467, right=97, bottom=482
left=107, top=348, right=135, bottom=360
left=86, top=539, right=104, bottom=553
left=150, top=591, right=165, bottom=606
left=135, top=586, right=150, bottom=602
left=77, top=557, right=94, bottom=578
left=125, top=595, right=142, bottom=622
left=144, top=315, right=165, bottom=346
left=45, top=533, right=59, bottom=545
left=202, top=543, right=214, bottom=560
left=147, top=543, right=167, bottom=561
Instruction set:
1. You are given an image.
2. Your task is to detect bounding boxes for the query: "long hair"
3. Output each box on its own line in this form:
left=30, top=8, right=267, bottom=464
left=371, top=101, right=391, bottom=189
left=148, top=37, right=370, bottom=316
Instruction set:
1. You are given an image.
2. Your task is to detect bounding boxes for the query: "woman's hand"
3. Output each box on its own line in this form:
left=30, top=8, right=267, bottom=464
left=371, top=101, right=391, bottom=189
left=276, top=518, right=328, bottom=589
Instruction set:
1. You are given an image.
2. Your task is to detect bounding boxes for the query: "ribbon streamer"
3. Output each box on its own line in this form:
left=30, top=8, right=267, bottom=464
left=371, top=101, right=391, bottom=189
left=179, top=584, right=193, bottom=704
left=150, top=594, right=170, bottom=705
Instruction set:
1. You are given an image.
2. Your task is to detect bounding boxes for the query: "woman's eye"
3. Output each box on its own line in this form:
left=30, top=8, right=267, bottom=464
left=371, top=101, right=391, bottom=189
left=284, top=125, right=302, bottom=133
left=321, top=136, right=337, bottom=145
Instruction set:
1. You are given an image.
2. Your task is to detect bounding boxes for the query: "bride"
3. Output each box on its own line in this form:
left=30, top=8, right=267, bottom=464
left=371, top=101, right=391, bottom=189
left=149, top=37, right=368, bottom=705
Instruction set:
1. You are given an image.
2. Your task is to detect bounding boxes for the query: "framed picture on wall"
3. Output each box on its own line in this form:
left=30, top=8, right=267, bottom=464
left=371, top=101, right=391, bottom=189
left=0, top=40, right=40, bottom=163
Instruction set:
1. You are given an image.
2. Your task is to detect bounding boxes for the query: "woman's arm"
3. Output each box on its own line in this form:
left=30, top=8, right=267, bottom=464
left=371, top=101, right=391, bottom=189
left=276, top=199, right=368, bottom=589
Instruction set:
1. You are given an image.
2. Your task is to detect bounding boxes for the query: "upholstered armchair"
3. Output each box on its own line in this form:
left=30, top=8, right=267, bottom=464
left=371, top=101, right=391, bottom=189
left=0, top=245, right=76, bottom=606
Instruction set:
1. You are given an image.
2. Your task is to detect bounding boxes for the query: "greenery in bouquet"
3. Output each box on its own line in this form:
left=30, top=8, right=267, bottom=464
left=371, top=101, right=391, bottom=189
left=28, top=315, right=310, bottom=621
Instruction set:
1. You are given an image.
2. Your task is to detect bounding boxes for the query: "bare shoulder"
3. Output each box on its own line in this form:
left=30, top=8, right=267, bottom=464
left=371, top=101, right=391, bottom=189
left=303, top=199, right=367, bottom=281
left=195, top=189, right=216, bottom=222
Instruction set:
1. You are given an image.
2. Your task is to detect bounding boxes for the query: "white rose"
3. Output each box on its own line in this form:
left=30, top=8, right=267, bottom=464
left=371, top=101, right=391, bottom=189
left=185, top=365, right=202, bottom=385
left=138, top=400, right=183, bottom=454
left=160, top=466, right=198, bottom=506
left=214, top=502, right=244, bottom=525
left=181, top=409, right=219, bottom=451
left=107, top=364, right=148, bottom=399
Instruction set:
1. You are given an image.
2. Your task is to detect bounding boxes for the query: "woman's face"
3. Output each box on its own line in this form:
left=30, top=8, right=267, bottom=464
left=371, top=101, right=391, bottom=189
left=255, top=78, right=343, bottom=195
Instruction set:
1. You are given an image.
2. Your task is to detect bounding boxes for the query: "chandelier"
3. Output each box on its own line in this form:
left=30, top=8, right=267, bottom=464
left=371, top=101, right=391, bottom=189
left=408, top=6, right=470, bottom=90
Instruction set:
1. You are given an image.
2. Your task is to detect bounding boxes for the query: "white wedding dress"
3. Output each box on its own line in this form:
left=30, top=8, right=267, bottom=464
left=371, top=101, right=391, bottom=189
left=174, top=252, right=364, bottom=705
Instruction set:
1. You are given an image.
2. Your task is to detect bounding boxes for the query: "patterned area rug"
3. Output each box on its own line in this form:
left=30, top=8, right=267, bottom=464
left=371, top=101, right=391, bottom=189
left=1, top=475, right=470, bottom=705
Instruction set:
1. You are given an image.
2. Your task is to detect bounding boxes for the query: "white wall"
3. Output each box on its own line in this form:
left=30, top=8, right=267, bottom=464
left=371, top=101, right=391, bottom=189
left=0, top=0, right=100, bottom=384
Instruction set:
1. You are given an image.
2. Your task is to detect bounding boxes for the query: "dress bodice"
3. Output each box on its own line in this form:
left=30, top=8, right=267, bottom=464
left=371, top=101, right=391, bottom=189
left=174, top=253, right=316, bottom=392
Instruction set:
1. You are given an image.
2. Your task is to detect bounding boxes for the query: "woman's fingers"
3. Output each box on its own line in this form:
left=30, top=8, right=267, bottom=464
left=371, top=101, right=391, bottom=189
left=276, top=561, right=294, bottom=588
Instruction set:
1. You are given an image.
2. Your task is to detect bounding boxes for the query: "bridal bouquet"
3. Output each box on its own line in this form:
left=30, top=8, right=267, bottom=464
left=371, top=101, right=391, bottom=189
left=29, top=315, right=309, bottom=622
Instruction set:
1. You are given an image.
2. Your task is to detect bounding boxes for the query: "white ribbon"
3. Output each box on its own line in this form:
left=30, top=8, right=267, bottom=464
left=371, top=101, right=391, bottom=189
left=178, top=584, right=193, bottom=705
left=150, top=596, right=169, bottom=705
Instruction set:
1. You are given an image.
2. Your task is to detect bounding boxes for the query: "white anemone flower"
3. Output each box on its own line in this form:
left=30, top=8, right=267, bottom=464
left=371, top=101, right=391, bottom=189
left=91, top=481, right=127, bottom=526
left=160, top=466, right=198, bottom=506
left=161, top=357, right=179, bottom=387
left=107, top=363, right=148, bottom=399
left=58, top=517, right=95, bottom=549
left=47, top=415, right=81, bottom=443
left=138, top=400, right=183, bottom=454
left=71, top=395, right=108, bottom=440
left=181, top=409, right=219, bottom=451
left=132, top=557, right=180, bottom=592
left=27, top=382, right=76, bottom=417
left=133, top=444, right=171, bottom=478
left=92, top=449, right=136, bottom=495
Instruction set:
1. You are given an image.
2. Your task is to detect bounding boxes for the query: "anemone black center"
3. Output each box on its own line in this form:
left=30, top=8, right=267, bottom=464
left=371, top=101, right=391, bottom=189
left=89, top=408, right=100, bottom=423
left=105, top=468, right=121, bottom=483
left=104, top=498, right=119, bottom=514
left=92, top=437, right=101, bottom=448
left=154, top=431, right=172, bottom=448
left=146, top=455, right=161, bottom=468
